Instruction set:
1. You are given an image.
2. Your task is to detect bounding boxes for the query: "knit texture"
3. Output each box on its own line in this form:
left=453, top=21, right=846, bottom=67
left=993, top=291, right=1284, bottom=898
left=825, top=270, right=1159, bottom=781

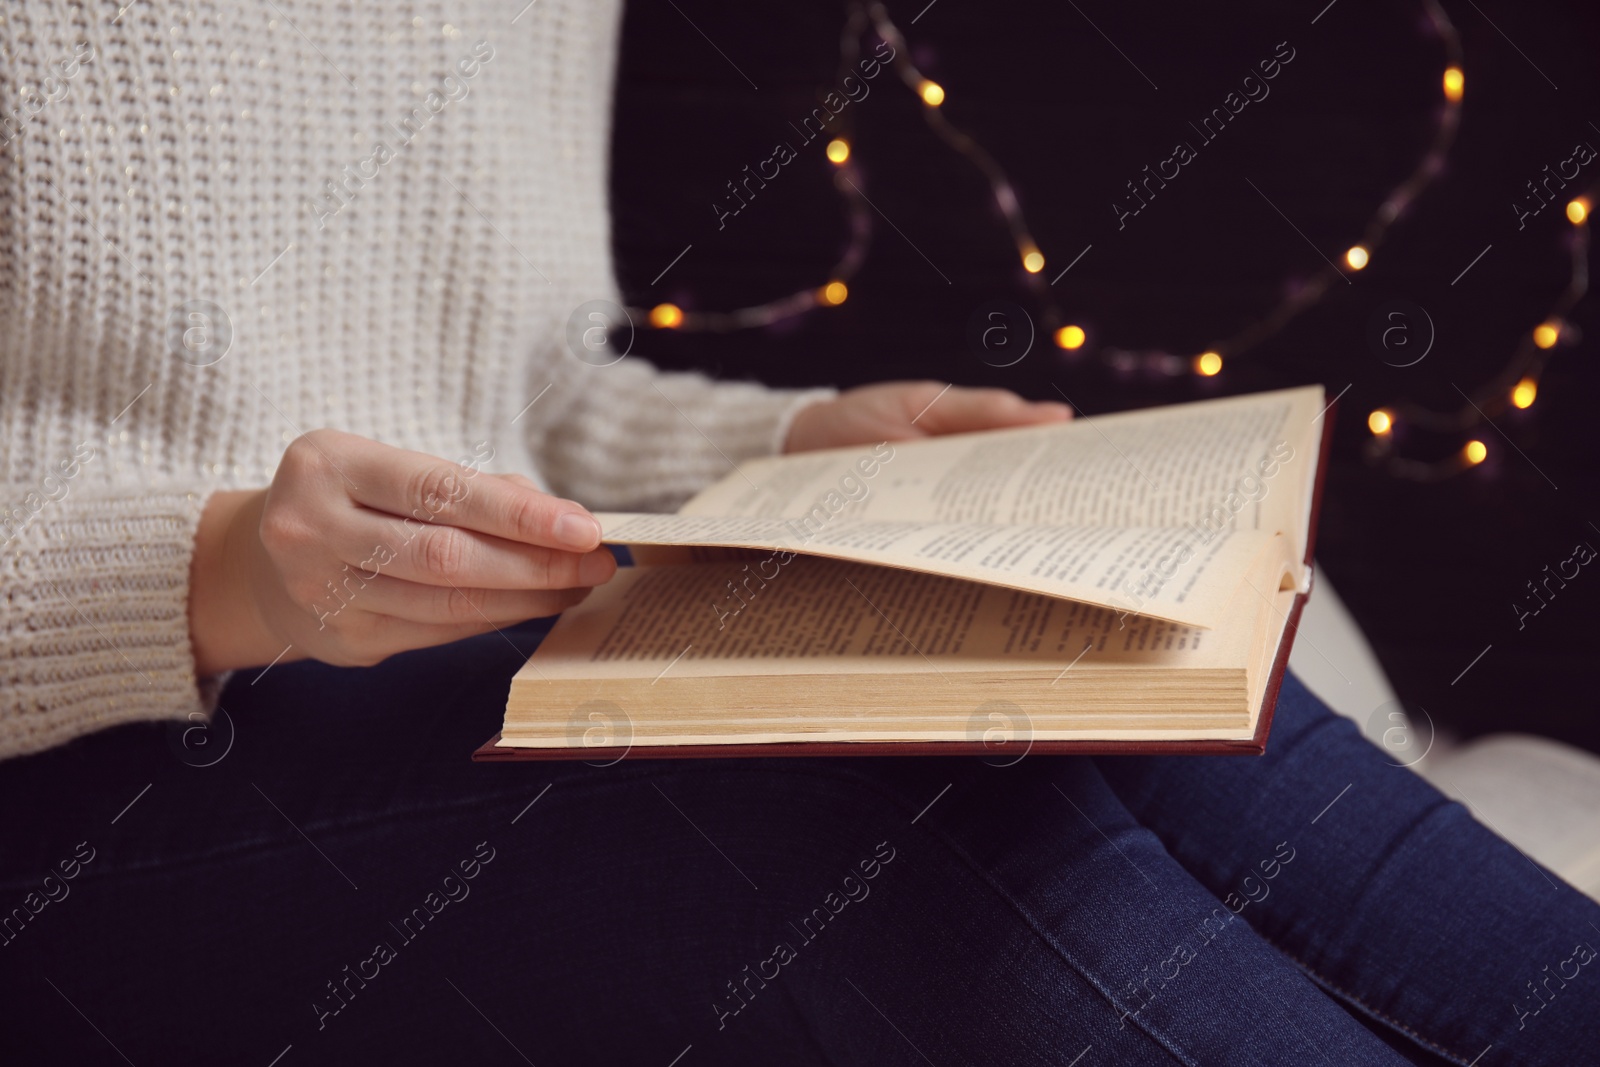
left=0, top=1, right=833, bottom=759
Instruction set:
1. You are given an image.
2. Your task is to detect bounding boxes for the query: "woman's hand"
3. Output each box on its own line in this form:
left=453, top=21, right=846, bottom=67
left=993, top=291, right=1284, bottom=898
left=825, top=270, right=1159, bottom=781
left=188, top=430, right=616, bottom=675
left=783, top=381, right=1071, bottom=453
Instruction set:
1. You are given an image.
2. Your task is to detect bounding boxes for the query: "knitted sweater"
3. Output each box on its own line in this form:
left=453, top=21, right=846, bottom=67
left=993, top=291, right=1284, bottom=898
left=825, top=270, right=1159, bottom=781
left=0, top=1, right=832, bottom=760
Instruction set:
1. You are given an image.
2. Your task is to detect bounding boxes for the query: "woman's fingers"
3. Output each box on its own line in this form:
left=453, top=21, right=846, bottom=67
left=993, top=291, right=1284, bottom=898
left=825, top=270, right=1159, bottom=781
left=292, top=429, right=604, bottom=550
left=785, top=383, right=1077, bottom=453
left=337, top=506, right=617, bottom=590
left=909, top=386, right=1072, bottom=436
left=321, top=574, right=592, bottom=626
left=246, top=429, right=616, bottom=673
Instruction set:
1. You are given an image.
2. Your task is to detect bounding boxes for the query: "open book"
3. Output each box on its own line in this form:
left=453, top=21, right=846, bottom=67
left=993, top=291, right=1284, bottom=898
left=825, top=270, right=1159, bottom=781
left=475, top=385, right=1333, bottom=761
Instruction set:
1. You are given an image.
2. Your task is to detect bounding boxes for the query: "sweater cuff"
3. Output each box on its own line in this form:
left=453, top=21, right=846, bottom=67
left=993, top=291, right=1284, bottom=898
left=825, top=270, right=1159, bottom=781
left=741, top=384, right=840, bottom=461
left=642, top=378, right=838, bottom=509
left=532, top=352, right=840, bottom=511
left=0, top=487, right=215, bottom=760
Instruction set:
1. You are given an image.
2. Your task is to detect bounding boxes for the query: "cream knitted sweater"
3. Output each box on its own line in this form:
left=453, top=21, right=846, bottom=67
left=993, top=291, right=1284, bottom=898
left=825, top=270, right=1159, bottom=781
left=0, top=1, right=831, bottom=759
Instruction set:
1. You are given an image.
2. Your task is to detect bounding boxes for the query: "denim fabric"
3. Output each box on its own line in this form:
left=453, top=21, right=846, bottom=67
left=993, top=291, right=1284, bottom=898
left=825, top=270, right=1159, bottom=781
left=1098, top=687, right=1600, bottom=1066
left=0, top=617, right=1594, bottom=1066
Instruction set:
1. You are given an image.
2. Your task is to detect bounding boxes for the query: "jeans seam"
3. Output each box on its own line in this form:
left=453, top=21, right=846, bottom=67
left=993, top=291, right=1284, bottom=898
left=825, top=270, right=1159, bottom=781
left=1202, top=719, right=1478, bottom=1067
left=1272, top=942, right=1479, bottom=1067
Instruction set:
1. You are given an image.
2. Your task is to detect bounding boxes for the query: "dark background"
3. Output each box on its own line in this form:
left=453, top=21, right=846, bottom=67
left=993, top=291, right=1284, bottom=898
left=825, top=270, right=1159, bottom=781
left=609, top=0, right=1600, bottom=751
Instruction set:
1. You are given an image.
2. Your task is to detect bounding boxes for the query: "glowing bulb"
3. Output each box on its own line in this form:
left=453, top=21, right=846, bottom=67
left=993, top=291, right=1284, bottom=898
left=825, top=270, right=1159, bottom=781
left=825, top=138, right=850, bottom=164
left=918, top=80, right=945, bottom=107
left=1463, top=439, right=1487, bottom=465
left=1532, top=321, right=1560, bottom=349
left=1345, top=245, right=1370, bottom=270
left=1022, top=248, right=1045, bottom=273
left=1194, top=351, right=1223, bottom=377
left=819, top=280, right=848, bottom=306
left=648, top=303, right=683, bottom=329
left=1568, top=197, right=1590, bottom=225
left=1367, top=409, right=1393, bottom=435
left=1055, top=325, right=1086, bottom=350
left=1511, top=377, right=1537, bottom=409
left=1443, top=67, right=1464, bottom=102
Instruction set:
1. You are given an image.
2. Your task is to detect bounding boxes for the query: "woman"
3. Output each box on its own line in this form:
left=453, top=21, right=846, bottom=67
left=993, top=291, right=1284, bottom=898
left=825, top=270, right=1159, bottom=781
left=0, top=3, right=1594, bottom=1064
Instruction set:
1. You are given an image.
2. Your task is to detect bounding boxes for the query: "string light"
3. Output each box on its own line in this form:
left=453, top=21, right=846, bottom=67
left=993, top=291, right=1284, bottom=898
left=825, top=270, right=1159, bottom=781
left=873, top=6, right=1054, bottom=310
left=1511, top=377, right=1537, bottom=409
left=1055, top=325, right=1086, bottom=350
left=1443, top=66, right=1464, bottom=101
left=648, top=303, right=684, bottom=329
left=623, top=1, right=1086, bottom=361
left=628, top=0, right=1575, bottom=481
left=1374, top=177, right=1592, bottom=481
left=1055, top=0, right=1465, bottom=376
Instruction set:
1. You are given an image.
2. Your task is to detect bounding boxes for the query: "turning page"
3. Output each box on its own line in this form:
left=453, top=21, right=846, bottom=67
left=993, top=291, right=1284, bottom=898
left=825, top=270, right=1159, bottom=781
left=594, top=512, right=1284, bottom=629
left=682, top=386, right=1324, bottom=547
left=596, top=387, right=1324, bottom=628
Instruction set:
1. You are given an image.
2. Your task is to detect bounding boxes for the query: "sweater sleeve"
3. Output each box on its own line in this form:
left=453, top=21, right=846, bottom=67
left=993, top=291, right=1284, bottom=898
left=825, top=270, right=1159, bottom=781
left=529, top=355, right=838, bottom=512
left=0, top=483, right=223, bottom=761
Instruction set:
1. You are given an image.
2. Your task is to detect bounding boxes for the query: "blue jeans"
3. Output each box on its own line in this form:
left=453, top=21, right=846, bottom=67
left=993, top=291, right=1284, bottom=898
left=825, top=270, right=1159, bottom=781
left=0, top=617, right=1595, bottom=1065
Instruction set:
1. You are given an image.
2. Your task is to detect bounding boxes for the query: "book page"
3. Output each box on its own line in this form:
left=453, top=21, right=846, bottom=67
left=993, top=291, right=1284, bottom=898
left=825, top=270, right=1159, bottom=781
left=507, top=557, right=1279, bottom=746
left=595, top=511, right=1287, bottom=628
left=529, top=558, right=1250, bottom=680
left=683, top=386, right=1324, bottom=566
